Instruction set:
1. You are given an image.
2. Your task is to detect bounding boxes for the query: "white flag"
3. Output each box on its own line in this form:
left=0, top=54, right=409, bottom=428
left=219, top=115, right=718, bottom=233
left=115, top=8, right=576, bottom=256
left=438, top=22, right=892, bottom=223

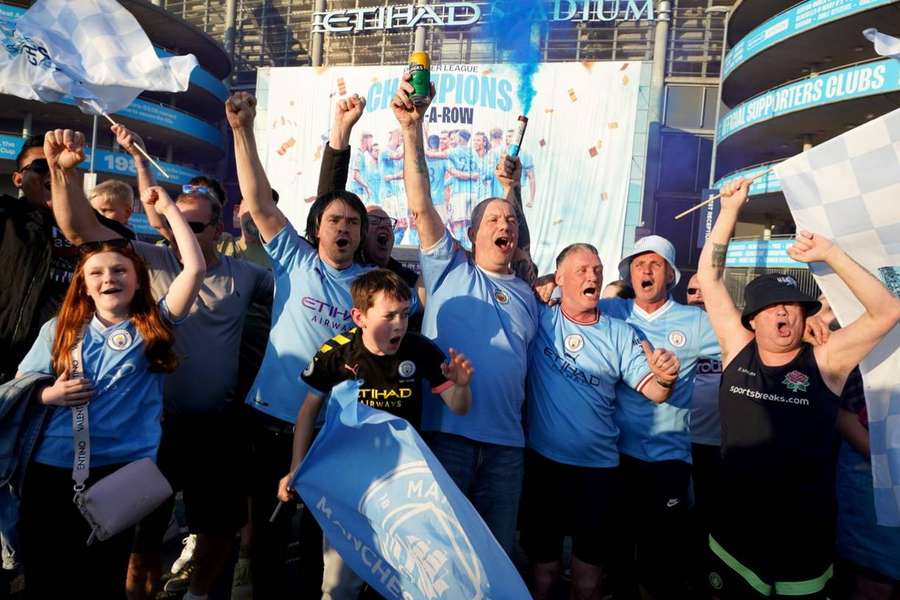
left=863, top=28, right=900, bottom=60
left=0, top=0, right=198, bottom=114
left=774, top=108, right=900, bottom=526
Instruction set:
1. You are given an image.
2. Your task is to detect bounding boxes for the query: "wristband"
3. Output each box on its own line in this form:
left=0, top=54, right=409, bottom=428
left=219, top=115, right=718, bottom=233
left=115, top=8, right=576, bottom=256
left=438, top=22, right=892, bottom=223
left=655, top=377, right=674, bottom=389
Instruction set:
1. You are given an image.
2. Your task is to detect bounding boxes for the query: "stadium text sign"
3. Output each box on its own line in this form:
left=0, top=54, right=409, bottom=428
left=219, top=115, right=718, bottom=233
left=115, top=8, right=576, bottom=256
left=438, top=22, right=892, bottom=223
left=313, top=0, right=654, bottom=34
left=312, top=3, right=481, bottom=34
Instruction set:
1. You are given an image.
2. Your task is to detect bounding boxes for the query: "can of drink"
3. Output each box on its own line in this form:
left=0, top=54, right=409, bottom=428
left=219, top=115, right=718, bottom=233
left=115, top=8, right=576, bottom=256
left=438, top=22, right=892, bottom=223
left=408, top=51, right=431, bottom=106
left=507, top=116, right=528, bottom=157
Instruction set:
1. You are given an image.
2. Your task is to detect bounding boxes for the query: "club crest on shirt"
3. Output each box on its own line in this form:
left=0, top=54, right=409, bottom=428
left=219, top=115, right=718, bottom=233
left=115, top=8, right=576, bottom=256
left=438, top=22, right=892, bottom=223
left=783, top=370, right=810, bottom=392
left=564, top=334, right=584, bottom=354
left=667, top=330, right=686, bottom=348
left=398, top=360, right=416, bottom=378
left=107, top=330, right=133, bottom=351
left=494, top=290, right=509, bottom=304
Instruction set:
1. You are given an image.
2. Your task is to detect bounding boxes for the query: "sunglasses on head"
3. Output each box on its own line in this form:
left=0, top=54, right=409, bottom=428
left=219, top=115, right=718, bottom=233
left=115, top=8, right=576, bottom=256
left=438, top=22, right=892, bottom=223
left=77, top=237, right=132, bottom=255
left=368, top=215, right=397, bottom=229
left=686, top=287, right=700, bottom=295
left=20, top=158, right=49, bottom=175
left=181, top=184, right=219, bottom=203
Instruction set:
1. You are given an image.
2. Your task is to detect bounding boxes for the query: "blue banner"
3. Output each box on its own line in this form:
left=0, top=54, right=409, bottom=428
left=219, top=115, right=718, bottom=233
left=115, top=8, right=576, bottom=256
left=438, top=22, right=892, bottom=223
left=0, top=134, right=202, bottom=184
left=293, top=381, right=529, bottom=600
left=723, top=0, right=896, bottom=78
left=714, top=164, right=782, bottom=196
left=717, top=58, right=900, bottom=143
left=725, top=239, right=807, bottom=269
left=127, top=212, right=161, bottom=236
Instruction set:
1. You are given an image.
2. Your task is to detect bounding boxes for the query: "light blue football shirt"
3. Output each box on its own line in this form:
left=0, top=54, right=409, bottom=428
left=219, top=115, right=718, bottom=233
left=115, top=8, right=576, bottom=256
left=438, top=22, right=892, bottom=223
left=448, top=146, right=476, bottom=197
left=599, top=297, right=720, bottom=463
left=245, top=222, right=371, bottom=423
left=419, top=233, right=538, bottom=447
left=349, top=150, right=367, bottom=199
left=527, top=305, right=653, bottom=467
left=427, top=156, right=448, bottom=206
left=379, top=149, right=403, bottom=198
left=363, top=152, right=382, bottom=203
left=18, top=307, right=176, bottom=468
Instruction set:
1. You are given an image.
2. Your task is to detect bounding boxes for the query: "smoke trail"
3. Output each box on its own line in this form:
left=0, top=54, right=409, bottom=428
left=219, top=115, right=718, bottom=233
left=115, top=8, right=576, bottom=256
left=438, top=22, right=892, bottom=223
left=481, top=0, right=545, bottom=115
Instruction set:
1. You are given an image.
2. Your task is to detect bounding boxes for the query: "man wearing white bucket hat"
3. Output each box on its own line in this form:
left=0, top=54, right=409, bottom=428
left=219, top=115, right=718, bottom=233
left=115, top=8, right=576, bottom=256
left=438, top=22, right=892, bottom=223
left=599, top=235, right=720, bottom=599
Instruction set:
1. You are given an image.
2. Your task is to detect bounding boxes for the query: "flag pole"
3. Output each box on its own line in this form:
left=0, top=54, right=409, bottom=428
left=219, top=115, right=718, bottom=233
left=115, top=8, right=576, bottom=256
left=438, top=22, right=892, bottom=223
left=673, top=169, right=771, bottom=220
left=99, top=112, right=171, bottom=179
left=89, top=115, right=98, bottom=173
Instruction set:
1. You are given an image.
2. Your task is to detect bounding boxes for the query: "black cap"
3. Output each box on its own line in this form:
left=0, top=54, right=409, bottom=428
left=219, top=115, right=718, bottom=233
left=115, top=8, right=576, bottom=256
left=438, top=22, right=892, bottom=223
left=740, top=273, right=821, bottom=331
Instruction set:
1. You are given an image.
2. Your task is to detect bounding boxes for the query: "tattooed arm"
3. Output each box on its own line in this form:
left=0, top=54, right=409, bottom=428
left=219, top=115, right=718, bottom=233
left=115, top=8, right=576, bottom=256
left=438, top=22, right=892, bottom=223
left=697, top=179, right=754, bottom=366
left=392, top=74, right=444, bottom=249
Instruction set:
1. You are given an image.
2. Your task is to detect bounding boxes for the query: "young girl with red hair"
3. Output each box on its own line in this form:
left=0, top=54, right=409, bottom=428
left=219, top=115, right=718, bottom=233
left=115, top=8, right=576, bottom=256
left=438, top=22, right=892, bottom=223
left=15, top=186, right=205, bottom=598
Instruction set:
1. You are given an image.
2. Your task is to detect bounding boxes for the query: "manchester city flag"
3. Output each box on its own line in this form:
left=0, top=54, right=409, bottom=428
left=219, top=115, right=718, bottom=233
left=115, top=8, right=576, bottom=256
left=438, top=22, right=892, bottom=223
left=292, top=380, right=529, bottom=599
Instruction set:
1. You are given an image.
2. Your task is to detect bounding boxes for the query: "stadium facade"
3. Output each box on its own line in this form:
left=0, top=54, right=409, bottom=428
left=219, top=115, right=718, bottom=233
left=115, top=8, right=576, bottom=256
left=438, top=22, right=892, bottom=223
left=156, top=0, right=728, bottom=285
left=711, top=0, right=900, bottom=303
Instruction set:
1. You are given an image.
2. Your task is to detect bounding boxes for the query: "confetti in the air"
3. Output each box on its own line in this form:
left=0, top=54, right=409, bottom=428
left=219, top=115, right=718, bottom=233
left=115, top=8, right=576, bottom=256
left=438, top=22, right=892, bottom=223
left=539, top=139, right=546, bottom=147
left=608, top=122, right=619, bottom=129
left=568, top=88, right=577, bottom=102
left=277, top=137, right=296, bottom=156
left=588, top=146, right=598, bottom=158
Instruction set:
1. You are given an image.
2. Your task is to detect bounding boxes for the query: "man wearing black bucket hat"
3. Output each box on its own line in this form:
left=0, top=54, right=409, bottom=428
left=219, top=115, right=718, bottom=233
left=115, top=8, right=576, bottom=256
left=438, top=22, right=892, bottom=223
left=697, top=177, right=900, bottom=599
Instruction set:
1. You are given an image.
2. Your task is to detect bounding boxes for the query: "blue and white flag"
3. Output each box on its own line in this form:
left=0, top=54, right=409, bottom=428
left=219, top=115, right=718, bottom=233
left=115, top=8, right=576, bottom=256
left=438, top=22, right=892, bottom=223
left=0, top=0, right=197, bottom=114
left=292, top=380, right=529, bottom=599
left=774, top=107, right=900, bottom=525
left=864, top=28, right=900, bottom=60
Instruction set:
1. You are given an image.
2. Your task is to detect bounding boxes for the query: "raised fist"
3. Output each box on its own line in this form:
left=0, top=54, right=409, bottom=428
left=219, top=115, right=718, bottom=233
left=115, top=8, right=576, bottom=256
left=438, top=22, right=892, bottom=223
left=226, top=92, right=257, bottom=130
left=44, top=129, right=85, bottom=171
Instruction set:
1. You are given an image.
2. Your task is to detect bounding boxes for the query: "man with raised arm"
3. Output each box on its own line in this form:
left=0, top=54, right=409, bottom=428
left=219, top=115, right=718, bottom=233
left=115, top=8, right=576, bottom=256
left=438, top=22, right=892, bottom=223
left=391, top=76, right=539, bottom=556
left=697, top=178, right=900, bottom=599
left=227, top=91, right=380, bottom=597
left=42, top=129, right=273, bottom=600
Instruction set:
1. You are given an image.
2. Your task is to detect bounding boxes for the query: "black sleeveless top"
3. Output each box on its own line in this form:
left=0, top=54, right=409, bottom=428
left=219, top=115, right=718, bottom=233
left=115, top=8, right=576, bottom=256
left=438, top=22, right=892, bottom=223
left=719, top=340, right=840, bottom=505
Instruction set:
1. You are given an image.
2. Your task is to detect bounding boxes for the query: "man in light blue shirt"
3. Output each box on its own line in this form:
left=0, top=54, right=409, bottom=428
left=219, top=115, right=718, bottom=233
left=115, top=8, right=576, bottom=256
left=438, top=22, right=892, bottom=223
left=229, top=91, right=373, bottom=596
left=391, top=76, right=538, bottom=556
left=598, top=235, right=720, bottom=599
left=524, top=242, right=680, bottom=600
left=348, top=133, right=372, bottom=201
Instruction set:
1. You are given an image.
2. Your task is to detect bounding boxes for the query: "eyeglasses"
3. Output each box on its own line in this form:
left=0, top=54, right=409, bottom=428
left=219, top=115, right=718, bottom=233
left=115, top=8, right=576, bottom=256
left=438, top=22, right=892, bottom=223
left=187, top=220, right=215, bottom=233
left=77, top=237, right=131, bottom=255
left=20, top=158, right=49, bottom=175
left=181, top=184, right=219, bottom=203
left=686, top=287, right=700, bottom=295
left=368, top=215, right=397, bottom=229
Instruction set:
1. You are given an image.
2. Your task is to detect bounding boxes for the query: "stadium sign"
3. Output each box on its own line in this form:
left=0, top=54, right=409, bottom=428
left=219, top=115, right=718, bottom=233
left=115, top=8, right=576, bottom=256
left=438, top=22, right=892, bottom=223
left=312, top=2, right=481, bottom=34
left=313, top=0, right=654, bottom=34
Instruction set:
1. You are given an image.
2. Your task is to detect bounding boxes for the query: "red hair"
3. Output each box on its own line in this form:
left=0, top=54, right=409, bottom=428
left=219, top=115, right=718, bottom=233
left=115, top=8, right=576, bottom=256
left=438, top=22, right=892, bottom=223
left=51, top=243, right=178, bottom=375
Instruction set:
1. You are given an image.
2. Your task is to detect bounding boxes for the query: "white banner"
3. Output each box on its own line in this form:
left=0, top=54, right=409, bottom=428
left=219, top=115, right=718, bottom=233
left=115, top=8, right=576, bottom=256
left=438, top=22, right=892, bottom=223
left=255, top=61, right=647, bottom=276
left=775, top=107, right=900, bottom=525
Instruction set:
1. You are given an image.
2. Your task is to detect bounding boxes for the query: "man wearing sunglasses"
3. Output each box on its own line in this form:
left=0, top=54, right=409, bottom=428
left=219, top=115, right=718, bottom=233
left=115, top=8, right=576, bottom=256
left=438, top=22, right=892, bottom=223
left=42, top=128, right=274, bottom=600
left=0, top=135, right=132, bottom=385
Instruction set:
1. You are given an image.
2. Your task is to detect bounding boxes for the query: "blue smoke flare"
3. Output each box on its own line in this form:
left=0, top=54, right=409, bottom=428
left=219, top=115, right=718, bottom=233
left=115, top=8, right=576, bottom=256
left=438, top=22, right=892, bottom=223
left=481, top=0, right=545, bottom=115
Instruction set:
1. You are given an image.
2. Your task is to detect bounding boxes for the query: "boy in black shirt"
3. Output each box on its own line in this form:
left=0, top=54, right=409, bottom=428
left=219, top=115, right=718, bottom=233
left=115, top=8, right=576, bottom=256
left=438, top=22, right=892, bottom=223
left=277, top=268, right=473, bottom=599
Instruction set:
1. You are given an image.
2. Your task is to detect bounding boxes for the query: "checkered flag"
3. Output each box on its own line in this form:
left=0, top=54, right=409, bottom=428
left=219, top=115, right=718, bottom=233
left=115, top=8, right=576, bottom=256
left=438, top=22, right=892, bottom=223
left=775, top=107, right=900, bottom=526
left=0, top=0, right=197, bottom=114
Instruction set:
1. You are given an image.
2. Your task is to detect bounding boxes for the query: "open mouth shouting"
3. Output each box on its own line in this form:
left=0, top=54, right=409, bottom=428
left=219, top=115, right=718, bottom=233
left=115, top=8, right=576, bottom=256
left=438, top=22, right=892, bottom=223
left=101, top=286, right=123, bottom=296
left=335, top=237, right=350, bottom=250
left=493, top=235, right=513, bottom=252
left=581, top=285, right=599, bottom=300
left=388, top=335, right=402, bottom=346
left=775, top=319, right=792, bottom=337
left=639, top=278, right=654, bottom=291
left=376, top=232, right=390, bottom=249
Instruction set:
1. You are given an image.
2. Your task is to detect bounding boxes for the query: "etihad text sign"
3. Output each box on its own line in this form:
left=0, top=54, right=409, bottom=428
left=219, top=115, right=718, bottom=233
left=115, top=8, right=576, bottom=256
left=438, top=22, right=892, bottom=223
left=312, top=2, right=481, bottom=34
left=313, top=0, right=654, bottom=35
